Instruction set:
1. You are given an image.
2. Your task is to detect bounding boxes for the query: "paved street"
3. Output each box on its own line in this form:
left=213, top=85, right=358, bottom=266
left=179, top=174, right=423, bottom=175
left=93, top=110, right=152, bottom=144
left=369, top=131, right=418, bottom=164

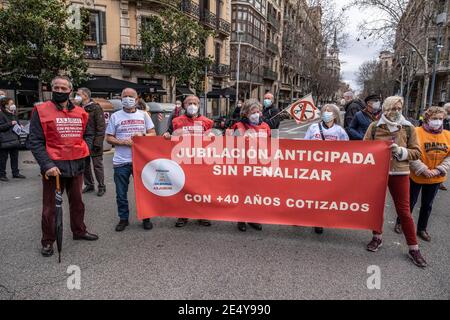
left=0, top=119, right=449, bottom=300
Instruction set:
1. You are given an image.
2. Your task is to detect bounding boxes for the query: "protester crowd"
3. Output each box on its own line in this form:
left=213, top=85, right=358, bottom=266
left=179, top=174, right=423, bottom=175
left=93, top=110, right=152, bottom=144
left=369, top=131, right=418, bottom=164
left=1, top=76, right=449, bottom=269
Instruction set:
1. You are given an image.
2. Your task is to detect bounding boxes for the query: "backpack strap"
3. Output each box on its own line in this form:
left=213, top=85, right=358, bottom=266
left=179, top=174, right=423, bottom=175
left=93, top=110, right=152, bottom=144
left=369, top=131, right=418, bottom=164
left=318, top=122, right=326, bottom=141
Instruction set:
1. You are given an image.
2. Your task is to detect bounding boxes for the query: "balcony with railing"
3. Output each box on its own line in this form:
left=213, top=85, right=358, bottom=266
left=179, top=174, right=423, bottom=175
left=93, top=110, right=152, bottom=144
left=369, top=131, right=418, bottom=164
left=84, top=45, right=102, bottom=60
left=263, top=67, right=278, bottom=81
left=209, top=64, right=230, bottom=78
left=217, top=18, right=231, bottom=36
left=120, top=45, right=154, bottom=64
left=230, top=72, right=263, bottom=84
left=202, top=9, right=217, bottom=28
left=266, top=41, right=279, bottom=55
left=180, top=0, right=201, bottom=19
left=267, top=14, right=280, bottom=30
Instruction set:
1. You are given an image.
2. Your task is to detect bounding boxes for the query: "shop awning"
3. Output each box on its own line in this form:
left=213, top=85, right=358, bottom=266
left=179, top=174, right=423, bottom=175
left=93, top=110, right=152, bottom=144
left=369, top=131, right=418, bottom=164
left=0, top=77, right=39, bottom=91
left=176, top=86, right=194, bottom=97
left=206, top=87, right=236, bottom=99
left=78, top=76, right=150, bottom=94
left=206, top=88, right=223, bottom=98
left=148, top=84, right=167, bottom=95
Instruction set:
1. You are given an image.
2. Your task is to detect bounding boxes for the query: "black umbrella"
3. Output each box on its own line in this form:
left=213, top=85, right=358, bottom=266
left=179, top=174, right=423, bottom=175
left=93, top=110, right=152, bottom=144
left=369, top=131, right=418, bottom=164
left=55, top=175, right=63, bottom=263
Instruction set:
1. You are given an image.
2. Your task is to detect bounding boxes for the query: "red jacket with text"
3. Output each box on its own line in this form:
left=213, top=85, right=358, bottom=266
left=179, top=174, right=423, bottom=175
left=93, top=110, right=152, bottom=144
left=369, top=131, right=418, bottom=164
left=35, top=101, right=90, bottom=161
left=231, top=121, right=271, bottom=137
left=172, top=114, right=214, bottom=136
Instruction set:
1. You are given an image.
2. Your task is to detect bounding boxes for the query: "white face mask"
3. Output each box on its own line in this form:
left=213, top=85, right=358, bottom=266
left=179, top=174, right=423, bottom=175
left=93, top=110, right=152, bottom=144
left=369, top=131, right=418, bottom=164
left=74, top=95, right=83, bottom=104
left=385, top=110, right=402, bottom=123
left=187, top=104, right=198, bottom=116
left=249, top=113, right=260, bottom=124
left=9, top=104, right=16, bottom=112
left=372, top=101, right=381, bottom=111
left=122, top=97, right=136, bottom=109
left=429, top=119, right=443, bottom=129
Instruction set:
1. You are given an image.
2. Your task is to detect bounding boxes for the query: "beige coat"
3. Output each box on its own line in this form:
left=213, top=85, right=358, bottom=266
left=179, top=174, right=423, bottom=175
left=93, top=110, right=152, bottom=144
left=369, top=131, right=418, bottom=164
left=364, top=121, right=421, bottom=175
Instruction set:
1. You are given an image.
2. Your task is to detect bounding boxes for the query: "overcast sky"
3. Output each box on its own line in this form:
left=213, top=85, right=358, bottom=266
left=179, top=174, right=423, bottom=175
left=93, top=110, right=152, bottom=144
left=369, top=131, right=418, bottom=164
left=336, top=0, right=385, bottom=93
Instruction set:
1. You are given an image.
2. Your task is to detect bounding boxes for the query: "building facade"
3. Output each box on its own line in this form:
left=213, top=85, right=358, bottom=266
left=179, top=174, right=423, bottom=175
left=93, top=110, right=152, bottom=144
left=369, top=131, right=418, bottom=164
left=230, top=0, right=325, bottom=108
left=0, top=0, right=233, bottom=118
left=393, top=0, right=450, bottom=116
left=76, top=0, right=232, bottom=117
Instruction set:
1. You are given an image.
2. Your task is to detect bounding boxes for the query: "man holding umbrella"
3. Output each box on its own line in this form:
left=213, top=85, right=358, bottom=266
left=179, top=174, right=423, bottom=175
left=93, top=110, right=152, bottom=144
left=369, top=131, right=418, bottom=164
left=28, top=76, right=99, bottom=258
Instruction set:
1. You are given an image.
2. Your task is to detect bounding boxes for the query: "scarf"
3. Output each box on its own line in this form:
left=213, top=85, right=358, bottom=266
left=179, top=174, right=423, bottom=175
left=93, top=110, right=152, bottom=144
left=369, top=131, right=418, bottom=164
left=423, top=122, right=443, bottom=134
left=379, top=114, right=412, bottom=132
left=362, top=108, right=378, bottom=122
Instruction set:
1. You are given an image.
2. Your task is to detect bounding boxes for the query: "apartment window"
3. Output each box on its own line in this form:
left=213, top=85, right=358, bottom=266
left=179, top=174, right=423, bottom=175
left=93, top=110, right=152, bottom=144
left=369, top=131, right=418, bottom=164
left=215, top=43, right=221, bottom=65
left=84, top=10, right=107, bottom=44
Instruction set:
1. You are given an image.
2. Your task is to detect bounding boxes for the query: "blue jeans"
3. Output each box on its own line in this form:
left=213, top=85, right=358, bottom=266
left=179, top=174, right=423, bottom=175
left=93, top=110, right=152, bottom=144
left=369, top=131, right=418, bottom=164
left=114, top=164, right=133, bottom=221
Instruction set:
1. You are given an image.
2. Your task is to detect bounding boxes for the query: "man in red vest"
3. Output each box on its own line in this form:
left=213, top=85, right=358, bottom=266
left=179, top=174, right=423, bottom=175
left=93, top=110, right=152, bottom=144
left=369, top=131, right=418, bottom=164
left=28, top=76, right=99, bottom=258
left=164, top=95, right=214, bottom=228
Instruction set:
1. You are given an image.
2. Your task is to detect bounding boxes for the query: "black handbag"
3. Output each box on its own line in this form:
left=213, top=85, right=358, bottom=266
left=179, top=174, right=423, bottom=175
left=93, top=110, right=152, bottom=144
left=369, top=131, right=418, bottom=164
left=0, top=127, right=20, bottom=149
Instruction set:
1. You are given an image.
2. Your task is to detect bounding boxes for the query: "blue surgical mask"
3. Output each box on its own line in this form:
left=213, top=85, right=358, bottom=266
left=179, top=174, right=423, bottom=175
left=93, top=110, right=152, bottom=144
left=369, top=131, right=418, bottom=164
left=322, top=111, right=335, bottom=123
left=263, top=99, right=272, bottom=108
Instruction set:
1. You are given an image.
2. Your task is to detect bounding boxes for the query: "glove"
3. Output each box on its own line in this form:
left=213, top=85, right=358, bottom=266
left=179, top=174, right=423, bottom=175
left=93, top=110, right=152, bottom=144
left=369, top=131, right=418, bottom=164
left=390, top=143, right=400, bottom=156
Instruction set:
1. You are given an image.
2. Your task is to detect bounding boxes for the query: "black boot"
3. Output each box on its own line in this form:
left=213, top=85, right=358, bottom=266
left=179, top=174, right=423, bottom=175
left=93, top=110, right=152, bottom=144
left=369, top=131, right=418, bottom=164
left=237, top=222, right=247, bottom=232
left=82, top=185, right=95, bottom=193
left=41, top=244, right=54, bottom=257
left=248, top=223, right=262, bottom=231
left=314, top=227, right=324, bottom=234
left=115, top=220, right=129, bottom=232
left=97, top=187, right=106, bottom=197
left=143, top=218, right=153, bottom=230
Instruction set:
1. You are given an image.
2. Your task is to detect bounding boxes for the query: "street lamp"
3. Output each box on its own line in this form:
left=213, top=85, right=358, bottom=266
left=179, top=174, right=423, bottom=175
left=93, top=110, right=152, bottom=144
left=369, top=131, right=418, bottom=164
left=429, top=12, right=447, bottom=107
left=235, top=29, right=244, bottom=109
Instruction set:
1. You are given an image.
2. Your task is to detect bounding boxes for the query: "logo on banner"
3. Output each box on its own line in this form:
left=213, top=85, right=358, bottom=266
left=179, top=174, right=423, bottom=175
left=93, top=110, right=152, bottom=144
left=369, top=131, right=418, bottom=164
left=290, top=100, right=317, bottom=122
left=141, top=159, right=185, bottom=197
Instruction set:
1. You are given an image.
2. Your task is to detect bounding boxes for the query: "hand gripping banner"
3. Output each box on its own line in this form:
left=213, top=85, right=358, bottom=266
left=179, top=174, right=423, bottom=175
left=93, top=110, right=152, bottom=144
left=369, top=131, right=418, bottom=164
left=132, top=136, right=390, bottom=231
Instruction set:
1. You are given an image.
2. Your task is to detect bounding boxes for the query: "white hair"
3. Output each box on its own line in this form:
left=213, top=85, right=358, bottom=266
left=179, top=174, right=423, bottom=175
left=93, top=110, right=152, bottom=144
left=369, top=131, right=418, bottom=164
left=343, top=91, right=354, bottom=98
left=121, top=88, right=138, bottom=98
left=443, top=103, right=450, bottom=112
left=51, top=76, right=73, bottom=90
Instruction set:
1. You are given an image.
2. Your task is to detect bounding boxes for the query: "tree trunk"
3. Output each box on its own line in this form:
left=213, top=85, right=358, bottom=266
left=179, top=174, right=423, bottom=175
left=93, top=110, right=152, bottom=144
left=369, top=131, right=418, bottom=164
left=38, top=80, right=44, bottom=102
left=421, top=73, right=430, bottom=113
left=169, top=77, right=176, bottom=103
left=421, top=38, right=430, bottom=115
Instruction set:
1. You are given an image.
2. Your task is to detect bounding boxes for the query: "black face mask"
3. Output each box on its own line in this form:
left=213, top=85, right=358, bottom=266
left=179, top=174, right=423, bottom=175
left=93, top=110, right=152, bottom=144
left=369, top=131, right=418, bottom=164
left=52, top=91, right=70, bottom=104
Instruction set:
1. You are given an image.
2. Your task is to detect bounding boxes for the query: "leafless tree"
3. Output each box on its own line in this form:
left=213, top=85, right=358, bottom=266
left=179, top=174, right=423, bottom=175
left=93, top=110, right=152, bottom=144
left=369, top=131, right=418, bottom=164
left=357, top=59, right=396, bottom=98
left=347, top=0, right=439, bottom=113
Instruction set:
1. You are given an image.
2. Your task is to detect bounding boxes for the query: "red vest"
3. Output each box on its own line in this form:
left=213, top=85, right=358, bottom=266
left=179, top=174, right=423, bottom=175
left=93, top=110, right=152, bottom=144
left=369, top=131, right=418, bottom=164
left=232, top=121, right=271, bottom=137
left=36, top=101, right=90, bottom=161
left=172, top=115, right=214, bottom=135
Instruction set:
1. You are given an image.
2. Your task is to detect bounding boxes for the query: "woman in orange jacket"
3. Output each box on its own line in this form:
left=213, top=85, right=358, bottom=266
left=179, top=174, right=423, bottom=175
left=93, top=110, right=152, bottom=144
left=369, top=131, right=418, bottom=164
left=394, top=106, right=450, bottom=242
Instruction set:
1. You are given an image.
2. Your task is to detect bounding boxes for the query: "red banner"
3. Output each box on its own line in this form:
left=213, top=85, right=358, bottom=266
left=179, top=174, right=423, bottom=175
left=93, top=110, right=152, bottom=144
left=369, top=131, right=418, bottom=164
left=132, top=136, right=390, bottom=231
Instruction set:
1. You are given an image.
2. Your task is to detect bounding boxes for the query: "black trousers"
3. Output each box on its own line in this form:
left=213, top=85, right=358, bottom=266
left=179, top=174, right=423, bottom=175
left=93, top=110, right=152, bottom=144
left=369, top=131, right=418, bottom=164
left=0, top=148, right=19, bottom=177
left=84, top=156, right=105, bottom=189
left=397, top=179, right=441, bottom=232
